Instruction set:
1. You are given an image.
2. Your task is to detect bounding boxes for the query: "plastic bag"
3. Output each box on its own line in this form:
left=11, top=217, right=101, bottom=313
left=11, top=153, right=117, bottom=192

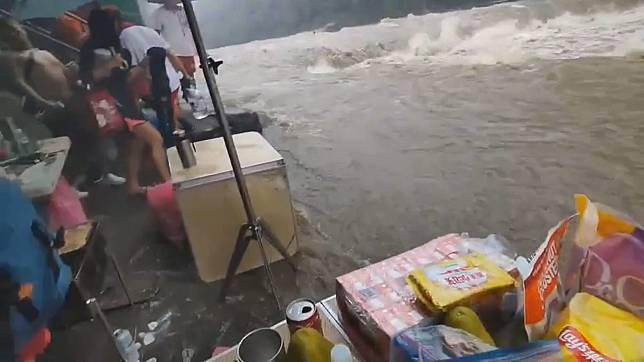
left=452, top=340, right=562, bottom=361
left=461, top=234, right=518, bottom=275
left=545, top=292, right=644, bottom=361
left=147, top=182, right=186, bottom=247
left=390, top=324, right=496, bottom=362
left=47, top=177, right=87, bottom=230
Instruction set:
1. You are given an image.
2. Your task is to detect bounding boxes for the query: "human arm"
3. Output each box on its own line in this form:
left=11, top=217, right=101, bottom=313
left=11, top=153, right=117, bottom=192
left=15, top=78, right=63, bottom=110
left=150, top=26, right=189, bottom=78
left=91, top=54, right=125, bottom=82
left=125, top=57, right=150, bottom=113
left=167, top=51, right=190, bottom=80
left=78, top=43, right=95, bottom=84
left=7, top=56, right=63, bottom=110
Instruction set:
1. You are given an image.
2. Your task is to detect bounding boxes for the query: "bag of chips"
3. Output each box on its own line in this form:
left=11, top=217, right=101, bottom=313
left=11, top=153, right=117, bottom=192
left=522, top=195, right=644, bottom=344
left=546, top=292, right=644, bottom=361
left=573, top=194, right=644, bottom=318
left=520, top=216, right=573, bottom=341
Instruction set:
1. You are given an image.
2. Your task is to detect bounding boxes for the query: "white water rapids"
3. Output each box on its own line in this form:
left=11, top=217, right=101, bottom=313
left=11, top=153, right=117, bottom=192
left=196, top=0, right=644, bottom=258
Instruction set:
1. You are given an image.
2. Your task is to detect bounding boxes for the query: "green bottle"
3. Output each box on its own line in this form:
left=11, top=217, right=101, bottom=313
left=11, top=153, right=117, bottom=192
left=286, top=328, right=334, bottom=362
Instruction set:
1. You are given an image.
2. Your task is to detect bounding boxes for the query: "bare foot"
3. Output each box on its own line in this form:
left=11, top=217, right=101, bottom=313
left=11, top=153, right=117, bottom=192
left=127, top=186, right=148, bottom=196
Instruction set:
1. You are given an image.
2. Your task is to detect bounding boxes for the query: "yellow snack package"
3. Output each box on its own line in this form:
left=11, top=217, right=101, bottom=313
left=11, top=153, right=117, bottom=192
left=407, top=253, right=515, bottom=313
left=546, top=292, right=644, bottom=361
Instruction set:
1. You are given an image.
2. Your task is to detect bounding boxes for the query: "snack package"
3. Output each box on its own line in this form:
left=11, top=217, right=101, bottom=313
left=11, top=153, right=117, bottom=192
left=545, top=292, right=644, bottom=361
left=336, top=234, right=520, bottom=358
left=573, top=194, right=644, bottom=318
left=407, top=253, right=516, bottom=313
left=453, top=340, right=562, bottom=362
left=520, top=216, right=574, bottom=341
left=390, top=324, right=496, bottom=362
left=336, top=234, right=469, bottom=359
left=523, top=195, right=644, bottom=342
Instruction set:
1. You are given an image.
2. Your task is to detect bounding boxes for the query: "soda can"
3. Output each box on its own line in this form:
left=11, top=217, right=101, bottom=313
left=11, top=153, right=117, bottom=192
left=285, top=298, right=322, bottom=334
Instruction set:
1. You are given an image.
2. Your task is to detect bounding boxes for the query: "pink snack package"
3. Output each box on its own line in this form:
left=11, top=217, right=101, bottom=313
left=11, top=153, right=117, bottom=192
left=336, top=234, right=468, bottom=357
left=574, top=194, right=644, bottom=318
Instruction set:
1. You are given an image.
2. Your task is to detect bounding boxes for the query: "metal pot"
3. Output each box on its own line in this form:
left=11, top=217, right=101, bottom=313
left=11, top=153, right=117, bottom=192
left=236, top=328, right=286, bottom=362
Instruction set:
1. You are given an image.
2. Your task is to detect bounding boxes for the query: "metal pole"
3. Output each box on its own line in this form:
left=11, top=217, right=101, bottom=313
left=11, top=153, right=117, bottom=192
left=181, top=0, right=287, bottom=308
left=180, top=0, right=257, bottom=225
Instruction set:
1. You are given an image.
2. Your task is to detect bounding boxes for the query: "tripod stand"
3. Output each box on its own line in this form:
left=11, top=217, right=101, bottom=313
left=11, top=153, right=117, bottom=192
left=180, top=0, right=295, bottom=310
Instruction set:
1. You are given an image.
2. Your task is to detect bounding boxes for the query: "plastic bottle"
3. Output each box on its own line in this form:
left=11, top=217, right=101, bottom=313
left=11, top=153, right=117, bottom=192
left=286, top=328, right=333, bottom=362
left=330, top=344, right=352, bottom=362
left=113, top=329, right=140, bottom=362
left=13, top=128, right=32, bottom=156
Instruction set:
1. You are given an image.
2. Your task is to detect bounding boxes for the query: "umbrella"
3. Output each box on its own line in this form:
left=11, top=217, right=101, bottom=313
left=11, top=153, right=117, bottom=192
left=11, top=0, right=93, bottom=20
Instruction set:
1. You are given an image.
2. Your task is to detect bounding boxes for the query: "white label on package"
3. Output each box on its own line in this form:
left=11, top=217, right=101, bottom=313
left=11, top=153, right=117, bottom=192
left=426, top=261, right=488, bottom=289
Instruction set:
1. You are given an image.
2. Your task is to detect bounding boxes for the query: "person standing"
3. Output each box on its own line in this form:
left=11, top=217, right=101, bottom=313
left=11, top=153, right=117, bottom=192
left=152, top=0, right=198, bottom=79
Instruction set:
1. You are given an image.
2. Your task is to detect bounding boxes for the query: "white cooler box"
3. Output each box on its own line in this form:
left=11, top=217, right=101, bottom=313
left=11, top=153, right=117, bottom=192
left=167, top=132, right=298, bottom=282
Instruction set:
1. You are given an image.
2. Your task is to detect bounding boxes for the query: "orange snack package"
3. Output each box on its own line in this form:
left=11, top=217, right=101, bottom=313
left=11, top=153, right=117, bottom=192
left=521, top=216, right=574, bottom=341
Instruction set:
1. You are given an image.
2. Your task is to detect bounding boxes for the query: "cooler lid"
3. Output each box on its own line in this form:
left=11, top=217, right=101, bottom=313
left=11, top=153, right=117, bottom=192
left=168, top=132, right=284, bottom=188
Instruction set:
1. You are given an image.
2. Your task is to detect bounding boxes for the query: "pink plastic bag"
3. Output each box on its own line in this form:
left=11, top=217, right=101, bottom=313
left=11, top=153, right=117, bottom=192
left=147, top=182, right=186, bottom=248
left=48, top=177, right=87, bottom=230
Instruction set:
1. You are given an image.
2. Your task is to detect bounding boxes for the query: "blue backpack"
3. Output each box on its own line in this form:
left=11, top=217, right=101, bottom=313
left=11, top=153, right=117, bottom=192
left=0, top=178, right=72, bottom=359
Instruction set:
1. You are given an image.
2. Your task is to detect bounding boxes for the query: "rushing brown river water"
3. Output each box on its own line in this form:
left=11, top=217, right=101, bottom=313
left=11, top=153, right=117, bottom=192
left=200, top=0, right=644, bottom=260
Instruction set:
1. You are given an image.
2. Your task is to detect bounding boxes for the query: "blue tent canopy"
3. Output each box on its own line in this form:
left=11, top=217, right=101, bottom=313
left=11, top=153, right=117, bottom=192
left=11, top=0, right=93, bottom=19
left=11, top=0, right=142, bottom=23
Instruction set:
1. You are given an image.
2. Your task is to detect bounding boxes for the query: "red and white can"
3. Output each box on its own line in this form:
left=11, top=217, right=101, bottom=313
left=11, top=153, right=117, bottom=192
left=285, top=298, right=322, bottom=334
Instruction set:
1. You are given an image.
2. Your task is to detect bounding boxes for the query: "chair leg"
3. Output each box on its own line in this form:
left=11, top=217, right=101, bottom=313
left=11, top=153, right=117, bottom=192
left=105, top=246, right=133, bottom=306
left=219, top=224, right=253, bottom=301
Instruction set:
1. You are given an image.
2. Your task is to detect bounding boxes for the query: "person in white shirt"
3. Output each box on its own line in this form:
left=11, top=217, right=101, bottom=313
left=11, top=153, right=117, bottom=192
left=152, top=0, right=198, bottom=78
left=105, top=6, right=189, bottom=130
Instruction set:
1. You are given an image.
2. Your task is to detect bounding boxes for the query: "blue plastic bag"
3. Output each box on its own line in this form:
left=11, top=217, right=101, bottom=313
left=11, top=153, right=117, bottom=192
left=452, top=340, right=562, bottom=361
left=390, top=324, right=496, bottom=362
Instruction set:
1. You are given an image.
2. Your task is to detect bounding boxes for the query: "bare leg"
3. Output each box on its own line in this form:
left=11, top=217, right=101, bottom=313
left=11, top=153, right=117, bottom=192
left=131, top=122, right=171, bottom=182
left=126, top=137, right=144, bottom=195
left=171, top=91, right=181, bottom=130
